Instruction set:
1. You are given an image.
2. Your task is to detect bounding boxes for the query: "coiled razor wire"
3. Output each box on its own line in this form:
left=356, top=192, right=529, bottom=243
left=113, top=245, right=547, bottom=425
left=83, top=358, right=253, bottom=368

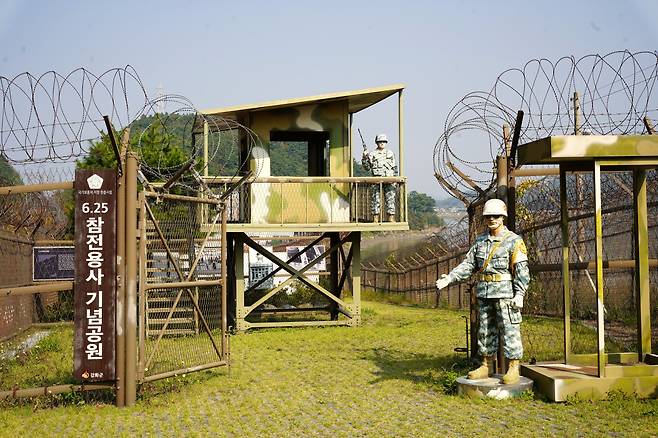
left=434, top=50, right=658, bottom=203
left=0, top=66, right=263, bottom=240
left=372, top=49, right=658, bottom=287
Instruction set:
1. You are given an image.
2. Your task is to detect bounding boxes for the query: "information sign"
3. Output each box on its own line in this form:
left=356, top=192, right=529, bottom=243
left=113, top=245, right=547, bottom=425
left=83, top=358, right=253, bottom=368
left=73, top=169, right=117, bottom=382
left=33, top=246, right=75, bottom=281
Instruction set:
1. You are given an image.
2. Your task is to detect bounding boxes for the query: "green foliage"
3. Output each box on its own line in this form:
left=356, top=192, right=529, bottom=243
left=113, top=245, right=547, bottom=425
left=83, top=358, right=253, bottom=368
left=437, top=369, right=460, bottom=394
left=39, top=290, right=74, bottom=322
left=362, top=289, right=418, bottom=306
left=207, top=129, right=242, bottom=176
left=77, top=132, right=120, bottom=170
left=270, top=141, right=308, bottom=176
left=35, top=336, right=62, bottom=353
left=0, top=157, right=22, bottom=185
left=269, top=283, right=322, bottom=307
left=78, top=114, right=188, bottom=177
left=408, top=211, right=445, bottom=230
left=0, top=327, right=75, bottom=395
left=407, top=190, right=445, bottom=230
left=408, top=191, right=436, bottom=214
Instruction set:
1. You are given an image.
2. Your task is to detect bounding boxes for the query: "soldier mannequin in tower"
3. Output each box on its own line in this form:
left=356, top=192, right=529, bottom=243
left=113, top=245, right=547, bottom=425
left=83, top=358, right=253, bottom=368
left=435, top=199, right=529, bottom=384
left=362, top=133, right=398, bottom=222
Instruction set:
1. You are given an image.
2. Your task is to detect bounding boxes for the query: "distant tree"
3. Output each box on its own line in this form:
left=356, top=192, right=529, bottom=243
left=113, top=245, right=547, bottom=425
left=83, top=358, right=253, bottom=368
left=408, top=191, right=436, bottom=214
left=407, top=190, right=445, bottom=230
left=77, top=114, right=188, bottom=177
left=270, top=142, right=308, bottom=176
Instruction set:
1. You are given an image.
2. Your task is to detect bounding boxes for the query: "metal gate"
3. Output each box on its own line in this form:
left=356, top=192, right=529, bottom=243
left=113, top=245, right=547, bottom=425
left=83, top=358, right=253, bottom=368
left=137, top=190, right=228, bottom=382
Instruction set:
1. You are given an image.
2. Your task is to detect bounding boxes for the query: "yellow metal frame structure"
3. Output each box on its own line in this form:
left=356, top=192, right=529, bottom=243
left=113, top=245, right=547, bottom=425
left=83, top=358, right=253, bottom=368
left=517, top=134, right=658, bottom=401
left=228, top=231, right=361, bottom=331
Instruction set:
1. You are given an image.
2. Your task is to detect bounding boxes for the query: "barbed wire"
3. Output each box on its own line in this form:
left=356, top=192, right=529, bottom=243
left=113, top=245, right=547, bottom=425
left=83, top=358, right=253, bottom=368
left=0, top=66, right=261, bottom=178
left=0, top=66, right=263, bottom=239
left=1, top=67, right=147, bottom=163
left=434, top=50, right=658, bottom=202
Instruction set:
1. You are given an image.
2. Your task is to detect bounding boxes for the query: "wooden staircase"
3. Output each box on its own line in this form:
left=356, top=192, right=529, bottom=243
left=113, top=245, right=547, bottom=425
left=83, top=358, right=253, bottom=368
left=145, top=293, right=198, bottom=337
left=144, top=221, right=198, bottom=337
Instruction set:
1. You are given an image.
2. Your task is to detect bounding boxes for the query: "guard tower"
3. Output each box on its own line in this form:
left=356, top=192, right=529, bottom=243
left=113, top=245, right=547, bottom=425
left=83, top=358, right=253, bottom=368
left=516, top=134, right=658, bottom=401
left=194, top=85, right=408, bottom=330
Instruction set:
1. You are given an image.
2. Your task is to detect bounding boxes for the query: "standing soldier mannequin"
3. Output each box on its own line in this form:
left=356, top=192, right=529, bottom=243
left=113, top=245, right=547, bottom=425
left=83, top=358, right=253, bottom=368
left=362, top=133, right=398, bottom=222
left=435, top=199, right=529, bottom=384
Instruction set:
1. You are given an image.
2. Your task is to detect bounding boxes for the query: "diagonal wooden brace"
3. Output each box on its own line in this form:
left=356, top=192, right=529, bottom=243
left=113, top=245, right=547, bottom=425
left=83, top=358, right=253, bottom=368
left=241, top=234, right=353, bottom=312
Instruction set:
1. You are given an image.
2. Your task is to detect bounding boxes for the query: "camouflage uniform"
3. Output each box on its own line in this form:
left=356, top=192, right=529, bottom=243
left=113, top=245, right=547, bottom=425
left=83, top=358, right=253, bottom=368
left=362, top=148, right=397, bottom=215
left=445, top=226, right=530, bottom=359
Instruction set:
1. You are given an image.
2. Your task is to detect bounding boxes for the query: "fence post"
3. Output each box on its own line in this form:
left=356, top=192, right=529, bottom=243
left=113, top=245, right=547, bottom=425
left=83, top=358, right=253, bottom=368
left=497, top=128, right=512, bottom=374
left=435, top=260, right=440, bottom=308
left=116, top=159, right=126, bottom=407
left=424, top=264, right=429, bottom=305
left=221, top=203, right=228, bottom=360
left=137, top=192, right=146, bottom=382
left=124, top=152, right=138, bottom=407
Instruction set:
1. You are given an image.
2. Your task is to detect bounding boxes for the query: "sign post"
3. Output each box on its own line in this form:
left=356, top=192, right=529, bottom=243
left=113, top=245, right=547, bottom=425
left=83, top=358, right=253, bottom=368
left=74, top=169, right=117, bottom=382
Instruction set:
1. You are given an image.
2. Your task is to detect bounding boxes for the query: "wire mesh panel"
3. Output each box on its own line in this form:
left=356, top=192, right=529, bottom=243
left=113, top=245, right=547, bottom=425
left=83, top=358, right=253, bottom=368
left=353, top=180, right=405, bottom=223
left=0, top=181, right=74, bottom=338
left=139, top=192, right=226, bottom=381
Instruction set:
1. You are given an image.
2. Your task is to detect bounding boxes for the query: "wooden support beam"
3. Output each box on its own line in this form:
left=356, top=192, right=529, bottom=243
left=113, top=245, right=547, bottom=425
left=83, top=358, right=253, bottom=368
left=511, top=167, right=560, bottom=177
left=447, top=162, right=484, bottom=194
left=434, top=173, right=469, bottom=205
left=509, top=110, right=524, bottom=168
left=241, top=234, right=353, bottom=310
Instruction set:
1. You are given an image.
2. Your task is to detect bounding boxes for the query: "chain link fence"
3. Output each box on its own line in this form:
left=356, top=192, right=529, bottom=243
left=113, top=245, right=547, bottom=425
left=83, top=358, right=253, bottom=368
left=138, top=191, right=227, bottom=382
left=362, top=170, right=657, bottom=357
left=0, top=165, right=75, bottom=342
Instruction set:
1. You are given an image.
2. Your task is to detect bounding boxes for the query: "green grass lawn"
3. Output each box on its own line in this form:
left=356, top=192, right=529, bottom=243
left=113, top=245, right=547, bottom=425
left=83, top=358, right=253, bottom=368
left=1, top=301, right=657, bottom=437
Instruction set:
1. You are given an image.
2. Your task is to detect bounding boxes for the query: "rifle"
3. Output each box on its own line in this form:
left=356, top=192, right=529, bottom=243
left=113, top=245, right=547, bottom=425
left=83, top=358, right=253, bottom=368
left=358, top=128, right=371, bottom=166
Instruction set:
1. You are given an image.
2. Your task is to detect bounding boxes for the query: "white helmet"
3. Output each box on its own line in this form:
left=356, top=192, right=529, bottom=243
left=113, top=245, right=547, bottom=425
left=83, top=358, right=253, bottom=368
left=375, top=134, right=388, bottom=143
left=482, top=198, right=507, bottom=217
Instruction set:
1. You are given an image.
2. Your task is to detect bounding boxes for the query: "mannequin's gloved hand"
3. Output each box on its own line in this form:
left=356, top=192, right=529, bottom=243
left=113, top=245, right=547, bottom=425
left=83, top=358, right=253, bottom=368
left=511, top=294, right=524, bottom=309
left=435, top=274, right=450, bottom=290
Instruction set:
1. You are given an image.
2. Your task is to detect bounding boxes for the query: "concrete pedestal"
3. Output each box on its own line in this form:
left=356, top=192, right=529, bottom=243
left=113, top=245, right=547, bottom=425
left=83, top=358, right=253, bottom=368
left=456, top=374, right=533, bottom=399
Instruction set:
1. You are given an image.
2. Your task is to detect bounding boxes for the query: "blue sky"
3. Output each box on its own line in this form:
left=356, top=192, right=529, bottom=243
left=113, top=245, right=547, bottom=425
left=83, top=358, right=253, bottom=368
left=1, top=0, right=657, bottom=198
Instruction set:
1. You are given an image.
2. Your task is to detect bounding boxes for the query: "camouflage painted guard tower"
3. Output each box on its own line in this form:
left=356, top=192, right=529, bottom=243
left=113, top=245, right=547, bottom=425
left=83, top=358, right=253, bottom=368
left=194, top=85, right=408, bottom=331
left=517, top=134, right=658, bottom=401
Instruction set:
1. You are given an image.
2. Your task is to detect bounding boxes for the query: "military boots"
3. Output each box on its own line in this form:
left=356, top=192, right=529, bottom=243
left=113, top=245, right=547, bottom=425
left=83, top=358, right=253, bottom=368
left=502, top=359, right=520, bottom=384
left=387, top=214, right=395, bottom=222
left=467, top=355, right=493, bottom=380
left=373, top=214, right=380, bottom=223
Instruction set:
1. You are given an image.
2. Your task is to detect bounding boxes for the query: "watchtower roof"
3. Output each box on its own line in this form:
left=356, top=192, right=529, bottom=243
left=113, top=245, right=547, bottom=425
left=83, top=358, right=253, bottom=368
left=517, top=135, right=658, bottom=165
left=195, top=84, right=404, bottom=132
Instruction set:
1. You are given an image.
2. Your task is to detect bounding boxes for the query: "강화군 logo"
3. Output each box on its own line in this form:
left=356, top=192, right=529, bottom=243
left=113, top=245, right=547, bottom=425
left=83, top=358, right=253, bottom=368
left=87, top=174, right=104, bottom=190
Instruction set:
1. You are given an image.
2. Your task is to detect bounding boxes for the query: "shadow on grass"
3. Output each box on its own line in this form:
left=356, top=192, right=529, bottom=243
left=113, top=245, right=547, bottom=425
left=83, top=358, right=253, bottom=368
left=361, top=347, right=472, bottom=392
